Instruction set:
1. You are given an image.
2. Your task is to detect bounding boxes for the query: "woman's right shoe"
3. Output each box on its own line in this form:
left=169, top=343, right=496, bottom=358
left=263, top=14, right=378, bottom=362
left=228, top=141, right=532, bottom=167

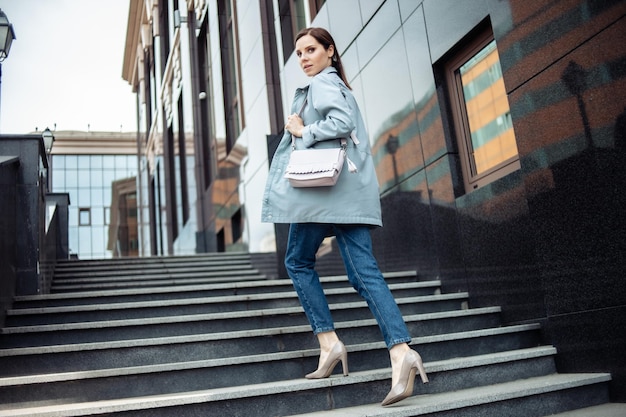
left=381, top=349, right=428, bottom=406
left=305, top=341, right=349, bottom=379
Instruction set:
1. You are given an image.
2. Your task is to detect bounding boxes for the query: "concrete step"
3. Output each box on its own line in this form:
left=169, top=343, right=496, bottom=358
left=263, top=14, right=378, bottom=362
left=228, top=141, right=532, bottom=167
left=286, top=373, right=612, bottom=417
left=546, top=403, right=626, bottom=417
left=54, top=253, right=252, bottom=269
left=0, top=323, right=542, bottom=377
left=0, top=253, right=615, bottom=416
left=54, top=256, right=253, bottom=270
left=50, top=269, right=268, bottom=292
left=0, top=372, right=611, bottom=416
left=52, top=263, right=260, bottom=280
left=0, top=304, right=501, bottom=347
left=50, top=253, right=265, bottom=292
left=0, top=347, right=557, bottom=412
left=10, top=271, right=422, bottom=308
left=4, top=280, right=444, bottom=326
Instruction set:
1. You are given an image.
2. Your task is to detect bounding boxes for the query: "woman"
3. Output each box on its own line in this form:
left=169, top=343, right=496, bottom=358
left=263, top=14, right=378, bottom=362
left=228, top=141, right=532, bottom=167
left=262, top=27, right=428, bottom=406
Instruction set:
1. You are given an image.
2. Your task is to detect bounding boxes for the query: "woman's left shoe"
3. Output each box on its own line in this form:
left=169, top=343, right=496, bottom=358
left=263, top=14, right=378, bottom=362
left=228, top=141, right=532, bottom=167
left=305, top=341, right=349, bottom=379
left=381, top=349, right=428, bottom=406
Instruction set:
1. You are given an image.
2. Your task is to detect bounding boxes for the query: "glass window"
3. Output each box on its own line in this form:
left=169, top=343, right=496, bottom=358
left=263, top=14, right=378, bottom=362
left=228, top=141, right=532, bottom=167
left=78, top=170, right=90, bottom=187
left=66, top=189, right=78, bottom=209
left=444, top=27, right=520, bottom=192
left=91, top=188, right=104, bottom=207
left=79, top=208, right=91, bottom=226
left=102, top=155, right=115, bottom=169
left=69, top=207, right=78, bottom=227
left=52, top=170, right=65, bottom=189
left=78, top=156, right=90, bottom=170
left=90, top=155, right=103, bottom=169
left=65, top=170, right=78, bottom=187
left=91, top=227, right=105, bottom=255
left=104, top=189, right=112, bottom=206
left=65, top=155, right=78, bottom=169
left=77, top=189, right=91, bottom=206
left=116, top=155, right=128, bottom=170
left=79, top=227, right=92, bottom=253
left=103, top=170, right=116, bottom=186
left=53, top=155, right=65, bottom=169
left=69, top=226, right=78, bottom=251
left=127, top=156, right=138, bottom=171
left=90, top=169, right=104, bottom=187
left=218, top=0, right=245, bottom=150
left=91, top=205, right=104, bottom=225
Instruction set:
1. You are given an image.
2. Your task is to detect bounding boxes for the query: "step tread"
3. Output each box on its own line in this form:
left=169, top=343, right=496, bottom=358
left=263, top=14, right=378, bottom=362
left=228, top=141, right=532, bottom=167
left=0, top=323, right=540, bottom=357
left=13, top=271, right=420, bottom=303
left=50, top=271, right=268, bottom=290
left=5, top=282, right=446, bottom=317
left=0, top=372, right=610, bottom=416
left=286, top=373, right=613, bottom=416
left=546, top=403, right=626, bottom=417
left=51, top=268, right=263, bottom=283
left=0, top=346, right=556, bottom=387
left=1, top=303, right=497, bottom=334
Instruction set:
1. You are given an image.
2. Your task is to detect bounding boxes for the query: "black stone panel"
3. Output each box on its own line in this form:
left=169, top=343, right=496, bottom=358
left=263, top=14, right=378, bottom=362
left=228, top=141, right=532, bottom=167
left=545, top=306, right=626, bottom=402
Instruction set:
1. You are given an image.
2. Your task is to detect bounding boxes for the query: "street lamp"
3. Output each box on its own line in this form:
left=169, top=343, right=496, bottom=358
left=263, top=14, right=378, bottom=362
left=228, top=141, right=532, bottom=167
left=0, top=9, right=16, bottom=132
left=42, top=127, right=55, bottom=155
left=385, top=134, right=400, bottom=186
left=0, top=9, right=16, bottom=62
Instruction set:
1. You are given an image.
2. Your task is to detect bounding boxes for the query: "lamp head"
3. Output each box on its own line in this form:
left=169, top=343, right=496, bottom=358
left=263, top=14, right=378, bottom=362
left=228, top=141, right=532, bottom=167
left=42, top=127, right=55, bottom=155
left=0, top=10, right=16, bottom=62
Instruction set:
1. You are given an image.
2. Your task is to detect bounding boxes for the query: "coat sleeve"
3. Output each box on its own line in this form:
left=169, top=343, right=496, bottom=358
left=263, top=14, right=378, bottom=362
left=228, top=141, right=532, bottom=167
left=301, top=73, right=356, bottom=148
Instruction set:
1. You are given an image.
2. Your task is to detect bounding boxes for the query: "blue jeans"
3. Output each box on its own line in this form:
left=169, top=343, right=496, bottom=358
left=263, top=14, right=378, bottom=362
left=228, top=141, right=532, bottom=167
left=285, top=223, right=412, bottom=349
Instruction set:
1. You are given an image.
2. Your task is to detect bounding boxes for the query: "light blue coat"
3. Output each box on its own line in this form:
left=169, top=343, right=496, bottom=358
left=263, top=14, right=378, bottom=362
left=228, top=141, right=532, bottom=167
left=262, top=66, right=382, bottom=227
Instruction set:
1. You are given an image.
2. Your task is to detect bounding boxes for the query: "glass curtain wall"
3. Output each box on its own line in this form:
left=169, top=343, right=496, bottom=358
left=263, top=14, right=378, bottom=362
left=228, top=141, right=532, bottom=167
left=52, top=154, right=138, bottom=259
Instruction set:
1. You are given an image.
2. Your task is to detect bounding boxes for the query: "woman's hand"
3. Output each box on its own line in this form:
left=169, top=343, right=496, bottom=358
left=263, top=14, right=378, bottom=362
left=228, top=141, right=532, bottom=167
left=285, top=114, right=304, bottom=137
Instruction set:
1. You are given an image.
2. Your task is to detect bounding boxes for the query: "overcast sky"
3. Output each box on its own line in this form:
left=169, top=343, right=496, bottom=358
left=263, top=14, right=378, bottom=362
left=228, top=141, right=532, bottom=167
left=0, top=0, right=136, bottom=134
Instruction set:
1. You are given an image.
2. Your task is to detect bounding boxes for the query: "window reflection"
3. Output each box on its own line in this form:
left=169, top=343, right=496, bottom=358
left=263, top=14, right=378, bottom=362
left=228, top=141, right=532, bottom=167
left=459, top=40, right=518, bottom=176
left=444, top=26, right=521, bottom=192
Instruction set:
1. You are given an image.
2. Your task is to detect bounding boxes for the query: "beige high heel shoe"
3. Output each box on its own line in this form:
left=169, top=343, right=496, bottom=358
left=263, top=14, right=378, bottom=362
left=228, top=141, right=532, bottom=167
left=381, top=349, right=428, bottom=406
left=305, top=341, right=349, bottom=379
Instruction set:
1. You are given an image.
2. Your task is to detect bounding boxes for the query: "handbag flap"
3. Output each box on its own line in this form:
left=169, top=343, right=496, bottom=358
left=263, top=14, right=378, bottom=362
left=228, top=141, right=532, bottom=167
left=286, top=148, right=345, bottom=174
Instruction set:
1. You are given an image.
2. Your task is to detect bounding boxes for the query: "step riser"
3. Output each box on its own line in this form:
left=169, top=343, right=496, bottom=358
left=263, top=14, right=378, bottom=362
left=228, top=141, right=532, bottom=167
left=31, top=379, right=607, bottom=417
left=0, top=311, right=501, bottom=349
left=5, top=289, right=445, bottom=327
left=53, top=254, right=251, bottom=267
left=53, top=262, right=254, bottom=275
left=51, top=269, right=263, bottom=284
left=0, top=326, right=541, bottom=377
left=405, top=384, right=610, bottom=417
left=0, top=354, right=557, bottom=412
left=12, top=277, right=427, bottom=309
left=50, top=275, right=266, bottom=292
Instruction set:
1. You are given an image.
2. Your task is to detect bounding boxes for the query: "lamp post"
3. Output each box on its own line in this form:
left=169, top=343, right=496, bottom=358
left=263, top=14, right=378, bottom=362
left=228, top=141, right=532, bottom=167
left=0, top=9, right=16, bottom=131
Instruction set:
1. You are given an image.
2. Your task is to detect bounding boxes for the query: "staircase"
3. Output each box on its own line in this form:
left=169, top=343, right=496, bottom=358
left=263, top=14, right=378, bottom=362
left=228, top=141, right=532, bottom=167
left=0, top=252, right=623, bottom=416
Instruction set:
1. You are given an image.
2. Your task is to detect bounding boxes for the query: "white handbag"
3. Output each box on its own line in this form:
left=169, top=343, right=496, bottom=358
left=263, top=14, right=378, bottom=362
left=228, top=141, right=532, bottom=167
left=283, top=97, right=357, bottom=188
left=284, top=138, right=347, bottom=187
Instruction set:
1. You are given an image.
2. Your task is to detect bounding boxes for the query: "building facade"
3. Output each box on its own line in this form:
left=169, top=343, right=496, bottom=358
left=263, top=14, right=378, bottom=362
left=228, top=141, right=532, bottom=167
left=122, top=0, right=626, bottom=399
left=49, top=131, right=139, bottom=259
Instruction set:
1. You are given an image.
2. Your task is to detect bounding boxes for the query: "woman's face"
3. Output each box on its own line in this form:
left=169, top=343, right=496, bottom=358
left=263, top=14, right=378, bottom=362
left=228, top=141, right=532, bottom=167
left=295, top=34, right=334, bottom=77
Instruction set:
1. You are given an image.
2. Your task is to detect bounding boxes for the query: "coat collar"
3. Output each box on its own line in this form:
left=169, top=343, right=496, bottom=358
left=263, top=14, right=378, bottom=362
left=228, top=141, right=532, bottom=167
left=296, top=66, right=339, bottom=92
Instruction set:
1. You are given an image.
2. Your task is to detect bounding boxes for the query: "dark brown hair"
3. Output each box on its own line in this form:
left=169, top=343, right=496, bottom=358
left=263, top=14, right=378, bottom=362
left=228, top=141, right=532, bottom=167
left=295, top=27, right=352, bottom=90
